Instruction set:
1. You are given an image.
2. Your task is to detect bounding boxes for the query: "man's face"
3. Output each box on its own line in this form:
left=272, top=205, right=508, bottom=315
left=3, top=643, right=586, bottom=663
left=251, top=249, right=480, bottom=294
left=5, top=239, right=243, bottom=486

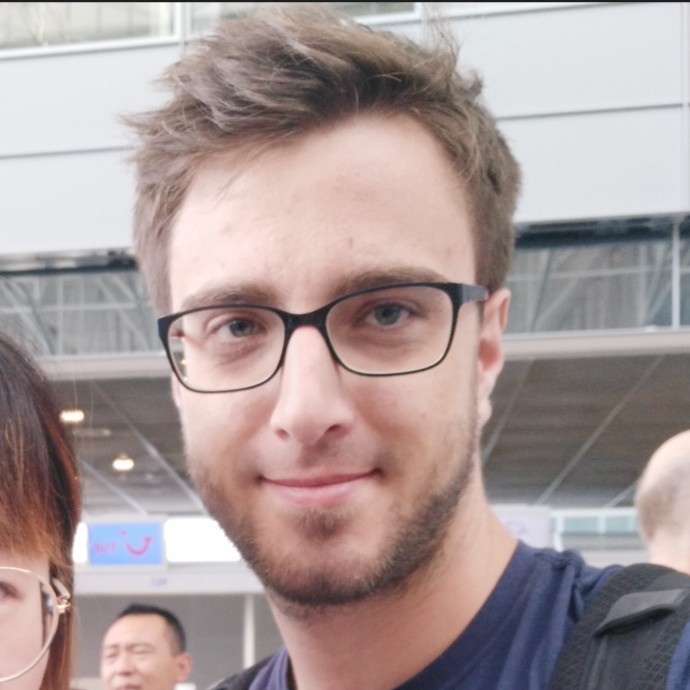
left=169, top=114, right=508, bottom=608
left=100, top=614, right=191, bottom=690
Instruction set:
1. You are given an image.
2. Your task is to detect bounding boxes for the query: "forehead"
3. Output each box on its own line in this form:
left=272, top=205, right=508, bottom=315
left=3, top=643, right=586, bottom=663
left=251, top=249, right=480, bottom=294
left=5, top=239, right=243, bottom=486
left=103, top=614, right=170, bottom=647
left=0, top=550, right=49, bottom=578
left=169, top=114, right=475, bottom=311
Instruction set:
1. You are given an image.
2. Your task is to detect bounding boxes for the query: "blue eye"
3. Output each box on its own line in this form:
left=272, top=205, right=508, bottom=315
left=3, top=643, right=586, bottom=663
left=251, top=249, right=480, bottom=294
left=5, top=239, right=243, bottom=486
left=373, top=304, right=404, bottom=326
left=228, top=319, right=256, bottom=337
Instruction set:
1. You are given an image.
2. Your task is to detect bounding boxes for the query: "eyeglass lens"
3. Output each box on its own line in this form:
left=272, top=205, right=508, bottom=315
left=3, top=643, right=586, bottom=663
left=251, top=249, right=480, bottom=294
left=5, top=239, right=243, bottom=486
left=0, top=568, right=60, bottom=682
left=166, top=284, right=456, bottom=392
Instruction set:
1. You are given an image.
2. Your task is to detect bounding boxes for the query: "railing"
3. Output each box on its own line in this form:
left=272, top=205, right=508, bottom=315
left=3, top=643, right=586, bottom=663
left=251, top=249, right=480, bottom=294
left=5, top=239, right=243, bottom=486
left=1, top=216, right=688, bottom=359
left=506, top=215, right=690, bottom=333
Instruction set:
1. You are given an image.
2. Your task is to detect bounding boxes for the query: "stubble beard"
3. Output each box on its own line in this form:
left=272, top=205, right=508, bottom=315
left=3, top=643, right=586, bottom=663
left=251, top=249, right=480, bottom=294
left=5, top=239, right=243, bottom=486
left=188, top=408, right=478, bottom=613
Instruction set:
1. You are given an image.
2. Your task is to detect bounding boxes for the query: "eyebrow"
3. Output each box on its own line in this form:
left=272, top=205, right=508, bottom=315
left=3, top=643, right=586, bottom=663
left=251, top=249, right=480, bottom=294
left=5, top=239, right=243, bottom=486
left=332, top=267, right=452, bottom=297
left=179, top=284, right=277, bottom=312
left=102, top=642, right=156, bottom=653
left=178, top=266, right=452, bottom=313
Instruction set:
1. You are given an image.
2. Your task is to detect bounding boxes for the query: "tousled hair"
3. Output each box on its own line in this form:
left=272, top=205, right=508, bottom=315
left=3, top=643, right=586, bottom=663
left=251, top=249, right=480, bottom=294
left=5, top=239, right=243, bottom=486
left=126, top=3, right=521, bottom=314
left=0, top=334, right=82, bottom=690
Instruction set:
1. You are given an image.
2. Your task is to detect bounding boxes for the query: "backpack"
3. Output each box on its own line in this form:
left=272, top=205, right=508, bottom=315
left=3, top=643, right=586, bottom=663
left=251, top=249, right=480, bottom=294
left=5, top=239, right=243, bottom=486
left=206, top=658, right=270, bottom=690
left=213, top=563, right=690, bottom=690
left=549, top=562, right=690, bottom=689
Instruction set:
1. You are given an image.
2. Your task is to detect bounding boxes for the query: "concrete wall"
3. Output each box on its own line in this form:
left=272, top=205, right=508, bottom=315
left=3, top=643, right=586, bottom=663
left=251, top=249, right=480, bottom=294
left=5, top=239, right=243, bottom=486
left=1, top=2, right=688, bottom=257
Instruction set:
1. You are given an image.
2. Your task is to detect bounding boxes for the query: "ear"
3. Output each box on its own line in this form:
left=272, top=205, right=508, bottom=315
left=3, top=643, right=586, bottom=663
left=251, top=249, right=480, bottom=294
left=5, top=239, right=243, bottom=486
left=476, top=288, right=510, bottom=428
left=174, top=651, right=193, bottom=682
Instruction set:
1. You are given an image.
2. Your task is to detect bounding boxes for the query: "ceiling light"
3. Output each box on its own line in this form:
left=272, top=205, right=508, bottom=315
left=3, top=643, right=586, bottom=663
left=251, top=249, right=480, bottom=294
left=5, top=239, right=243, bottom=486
left=60, top=409, right=85, bottom=424
left=112, top=454, right=135, bottom=472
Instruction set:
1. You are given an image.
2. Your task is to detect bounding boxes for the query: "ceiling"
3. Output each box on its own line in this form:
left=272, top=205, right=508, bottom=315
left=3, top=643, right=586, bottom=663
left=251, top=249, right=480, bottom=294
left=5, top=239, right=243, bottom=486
left=484, top=349, right=690, bottom=507
left=46, top=332, right=690, bottom=521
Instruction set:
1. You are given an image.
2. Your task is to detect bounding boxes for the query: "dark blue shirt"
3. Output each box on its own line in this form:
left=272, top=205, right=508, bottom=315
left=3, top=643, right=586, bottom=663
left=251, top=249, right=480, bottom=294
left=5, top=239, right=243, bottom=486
left=249, top=543, right=690, bottom=689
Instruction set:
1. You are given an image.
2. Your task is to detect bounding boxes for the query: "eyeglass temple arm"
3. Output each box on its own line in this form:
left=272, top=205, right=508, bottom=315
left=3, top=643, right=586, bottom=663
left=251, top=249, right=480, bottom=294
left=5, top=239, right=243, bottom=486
left=51, top=577, right=71, bottom=615
left=460, top=283, right=489, bottom=303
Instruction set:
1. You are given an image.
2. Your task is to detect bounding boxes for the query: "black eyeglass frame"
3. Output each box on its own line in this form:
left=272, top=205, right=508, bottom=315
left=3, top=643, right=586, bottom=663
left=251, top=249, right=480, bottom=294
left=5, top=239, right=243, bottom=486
left=157, top=281, right=489, bottom=394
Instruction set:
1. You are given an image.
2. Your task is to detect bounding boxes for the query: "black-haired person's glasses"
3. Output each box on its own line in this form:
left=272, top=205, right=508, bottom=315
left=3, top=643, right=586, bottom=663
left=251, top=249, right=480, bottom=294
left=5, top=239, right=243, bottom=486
left=158, top=282, right=488, bottom=394
left=0, top=567, right=70, bottom=682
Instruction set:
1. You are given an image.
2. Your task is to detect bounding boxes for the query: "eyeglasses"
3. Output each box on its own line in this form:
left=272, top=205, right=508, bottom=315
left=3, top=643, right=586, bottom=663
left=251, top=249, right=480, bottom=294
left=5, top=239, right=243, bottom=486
left=0, top=567, right=70, bottom=682
left=159, top=282, right=489, bottom=394
left=158, top=282, right=488, bottom=394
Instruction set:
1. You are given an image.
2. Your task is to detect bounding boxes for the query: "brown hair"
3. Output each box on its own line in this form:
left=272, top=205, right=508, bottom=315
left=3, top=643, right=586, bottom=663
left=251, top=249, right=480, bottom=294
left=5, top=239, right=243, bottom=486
left=126, top=3, right=521, bottom=314
left=0, top=334, right=82, bottom=690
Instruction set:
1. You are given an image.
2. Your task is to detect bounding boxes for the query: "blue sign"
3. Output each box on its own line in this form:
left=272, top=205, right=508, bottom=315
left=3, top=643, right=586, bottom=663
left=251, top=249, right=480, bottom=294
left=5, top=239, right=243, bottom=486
left=88, top=522, right=164, bottom=566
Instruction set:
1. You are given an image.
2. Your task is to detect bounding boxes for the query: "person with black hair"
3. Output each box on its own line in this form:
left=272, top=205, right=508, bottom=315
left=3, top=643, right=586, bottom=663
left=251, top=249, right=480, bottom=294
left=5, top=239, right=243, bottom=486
left=100, top=604, right=192, bottom=690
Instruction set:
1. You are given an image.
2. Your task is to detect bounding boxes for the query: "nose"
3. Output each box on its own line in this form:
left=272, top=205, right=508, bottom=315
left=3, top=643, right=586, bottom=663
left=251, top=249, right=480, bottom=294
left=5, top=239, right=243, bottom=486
left=111, top=652, right=135, bottom=676
left=269, top=326, right=355, bottom=446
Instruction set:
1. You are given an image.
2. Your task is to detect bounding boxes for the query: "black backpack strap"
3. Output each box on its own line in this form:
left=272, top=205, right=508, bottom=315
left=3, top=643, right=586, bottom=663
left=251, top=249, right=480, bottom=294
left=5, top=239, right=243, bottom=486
left=206, top=657, right=272, bottom=690
left=549, top=563, right=690, bottom=690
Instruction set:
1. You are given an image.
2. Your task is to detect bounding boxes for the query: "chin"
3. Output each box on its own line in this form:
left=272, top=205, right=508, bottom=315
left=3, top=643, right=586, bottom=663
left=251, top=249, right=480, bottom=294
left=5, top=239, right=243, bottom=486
left=249, top=512, right=449, bottom=612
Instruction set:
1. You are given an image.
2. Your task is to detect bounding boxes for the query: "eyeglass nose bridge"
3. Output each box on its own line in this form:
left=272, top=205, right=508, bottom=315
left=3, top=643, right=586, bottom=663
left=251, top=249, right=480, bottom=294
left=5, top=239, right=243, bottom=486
left=279, top=302, right=343, bottom=369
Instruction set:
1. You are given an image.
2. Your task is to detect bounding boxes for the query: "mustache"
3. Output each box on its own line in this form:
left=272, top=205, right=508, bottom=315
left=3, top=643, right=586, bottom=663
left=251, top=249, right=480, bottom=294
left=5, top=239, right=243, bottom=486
left=188, top=442, right=402, bottom=479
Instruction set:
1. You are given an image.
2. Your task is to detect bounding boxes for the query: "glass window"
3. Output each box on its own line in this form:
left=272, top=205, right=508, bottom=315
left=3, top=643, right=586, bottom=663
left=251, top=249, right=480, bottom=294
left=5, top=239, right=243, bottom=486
left=680, top=217, right=690, bottom=326
left=0, top=268, right=157, bottom=357
left=562, top=515, right=599, bottom=534
left=434, top=2, right=593, bottom=15
left=506, top=221, right=674, bottom=334
left=604, top=514, right=637, bottom=534
left=190, top=2, right=416, bottom=34
left=0, top=3, right=174, bottom=50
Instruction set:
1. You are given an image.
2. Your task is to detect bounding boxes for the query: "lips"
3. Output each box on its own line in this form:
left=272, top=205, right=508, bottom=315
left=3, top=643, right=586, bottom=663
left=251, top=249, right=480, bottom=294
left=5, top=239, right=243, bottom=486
left=271, top=473, right=371, bottom=488
left=264, top=471, right=376, bottom=507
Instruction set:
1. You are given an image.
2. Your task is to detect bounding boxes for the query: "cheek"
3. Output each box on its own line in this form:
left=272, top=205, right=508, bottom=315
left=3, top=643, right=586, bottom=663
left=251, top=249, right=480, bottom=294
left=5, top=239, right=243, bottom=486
left=3, top=653, right=48, bottom=690
left=179, top=390, right=272, bottom=479
left=133, top=655, right=160, bottom=676
left=370, top=353, right=472, bottom=417
left=180, top=390, right=260, bottom=443
left=353, top=368, right=469, bottom=452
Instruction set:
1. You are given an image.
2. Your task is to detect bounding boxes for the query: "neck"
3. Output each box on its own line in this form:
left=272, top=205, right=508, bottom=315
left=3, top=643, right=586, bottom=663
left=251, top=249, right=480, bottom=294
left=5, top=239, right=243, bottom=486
left=268, top=500, right=517, bottom=690
left=650, top=536, right=690, bottom=575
